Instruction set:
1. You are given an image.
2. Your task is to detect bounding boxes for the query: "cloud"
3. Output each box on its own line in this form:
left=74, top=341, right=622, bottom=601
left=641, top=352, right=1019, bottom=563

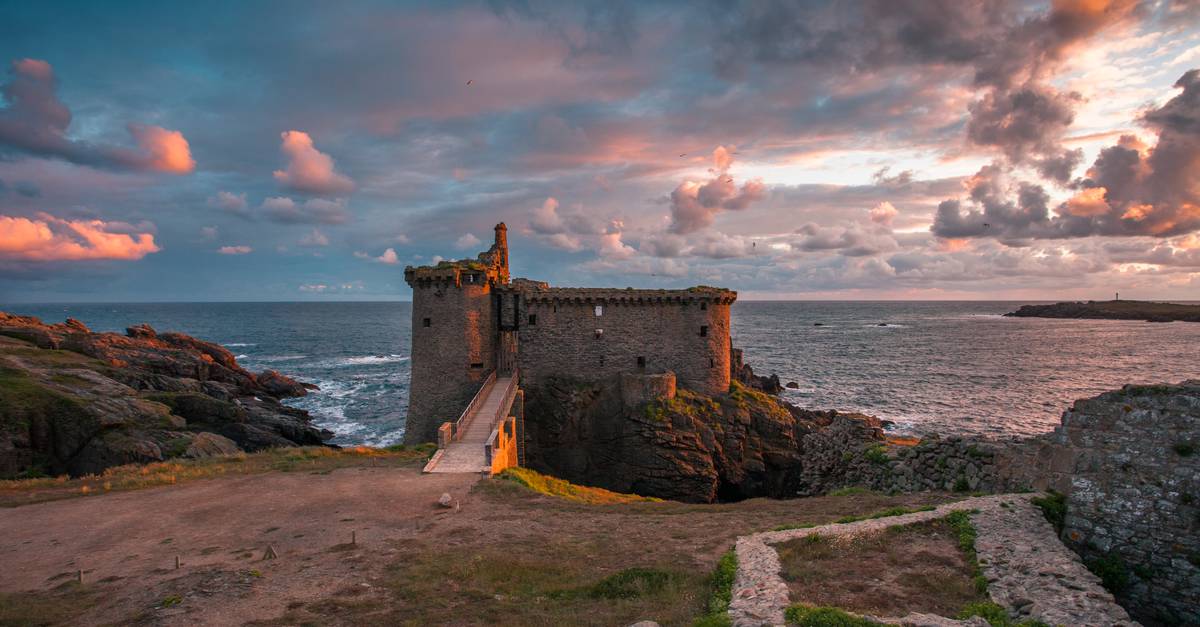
left=200, top=226, right=218, bottom=240
left=0, top=212, right=160, bottom=261
left=298, top=228, right=329, bottom=247
left=869, top=201, right=898, bottom=225
left=260, top=196, right=350, bottom=225
left=933, top=71, right=1200, bottom=241
left=530, top=197, right=565, bottom=234
left=273, top=130, right=355, bottom=196
left=377, top=247, right=399, bottom=264
left=454, top=233, right=482, bottom=249
left=217, top=245, right=252, bottom=255
left=668, top=146, right=766, bottom=234
left=209, top=191, right=250, bottom=217
left=0, top=59, right=195, bottom=173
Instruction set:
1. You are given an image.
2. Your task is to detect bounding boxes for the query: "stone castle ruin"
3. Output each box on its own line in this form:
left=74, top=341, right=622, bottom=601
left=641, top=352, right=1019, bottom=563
left=404, top=223, right=736, bottom=447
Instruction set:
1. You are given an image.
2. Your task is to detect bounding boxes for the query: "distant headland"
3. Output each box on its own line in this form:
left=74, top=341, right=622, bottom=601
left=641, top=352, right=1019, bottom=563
left=1005, top=299, right=1200, bottom=323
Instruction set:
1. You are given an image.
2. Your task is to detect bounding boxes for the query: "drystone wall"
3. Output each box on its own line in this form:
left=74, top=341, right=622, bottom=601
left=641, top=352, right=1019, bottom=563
left=1051, top=381, right=1200, bottom=625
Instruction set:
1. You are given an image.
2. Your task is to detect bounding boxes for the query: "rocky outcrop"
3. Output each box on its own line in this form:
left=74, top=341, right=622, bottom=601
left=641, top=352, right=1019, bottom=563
left=521, top=377, right=885, bottom=502
left=1006, top=299, right=1200, bottom=323
left=0, top=312, right=331, bottom=478
left=730, top=347, right=783, bottom=394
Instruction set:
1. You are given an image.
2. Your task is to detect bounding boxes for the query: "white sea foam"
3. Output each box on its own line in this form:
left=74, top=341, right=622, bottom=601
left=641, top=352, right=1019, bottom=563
left=224, top=342, right=256, bottom=347
left=333, top=354, right=410, bottom=366
left=254, top=354, right=307, bottom=363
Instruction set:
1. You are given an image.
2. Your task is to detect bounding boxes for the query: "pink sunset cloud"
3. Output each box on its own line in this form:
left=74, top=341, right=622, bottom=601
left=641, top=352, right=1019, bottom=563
left=273, top=131, right=355, bottom=196
left=0, top=59, right=195, bottom=174
left=0, top=213, right=160, bottom=261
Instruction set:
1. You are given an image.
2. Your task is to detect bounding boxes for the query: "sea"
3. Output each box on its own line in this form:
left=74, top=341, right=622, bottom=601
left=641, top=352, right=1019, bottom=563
left=4, top=301, right=1199, bottom=444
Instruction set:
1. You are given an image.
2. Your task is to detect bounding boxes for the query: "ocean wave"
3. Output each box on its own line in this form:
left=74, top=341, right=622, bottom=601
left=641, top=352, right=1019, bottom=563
left=253, top=354, right=307, bottom=363
left=235, top=354, right=249, bottom=360
left=333, top=354, right=410, bottom=366
left=223, top=342, right=256, bottom=347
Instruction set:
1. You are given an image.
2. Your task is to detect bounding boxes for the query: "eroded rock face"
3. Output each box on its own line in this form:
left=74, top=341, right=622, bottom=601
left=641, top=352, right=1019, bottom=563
left=0, top=312, right=332, bottom=478
left=522, top=376, right=884, bottom=503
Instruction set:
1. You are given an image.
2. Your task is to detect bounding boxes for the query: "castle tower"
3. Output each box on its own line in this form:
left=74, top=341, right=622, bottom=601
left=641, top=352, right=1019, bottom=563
left=402, top=226, right=509, bottom=443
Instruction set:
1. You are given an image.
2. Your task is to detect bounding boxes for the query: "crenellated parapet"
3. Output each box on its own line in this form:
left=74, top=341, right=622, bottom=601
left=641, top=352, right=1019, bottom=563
left=499, top=285, right=737, bottom=305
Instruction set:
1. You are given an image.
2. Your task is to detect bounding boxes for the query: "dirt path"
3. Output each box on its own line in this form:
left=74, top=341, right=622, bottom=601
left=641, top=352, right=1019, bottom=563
left=1, top=466, right=959, bottom=626
left=0, top=467, right=479, bottom=625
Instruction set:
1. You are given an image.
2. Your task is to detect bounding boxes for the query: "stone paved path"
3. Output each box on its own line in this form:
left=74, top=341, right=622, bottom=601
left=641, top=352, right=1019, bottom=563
left=426, top=375, right=514, bottom=474
left=729, top=494, right=1137, bottom=627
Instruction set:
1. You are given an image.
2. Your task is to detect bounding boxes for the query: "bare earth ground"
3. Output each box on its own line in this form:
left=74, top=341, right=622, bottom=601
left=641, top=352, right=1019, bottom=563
left=775, top=518, right=984, bottom=618
left=0, top=464, right=958, bottom=626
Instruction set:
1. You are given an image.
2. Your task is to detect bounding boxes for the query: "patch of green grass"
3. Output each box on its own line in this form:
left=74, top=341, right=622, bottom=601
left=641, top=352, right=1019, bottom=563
left=783, top=604, right=875, bottom=626
left=862, top=444, right=889, bottom=464
left=827, top=486, right=872, bottom=497
left=551, top=567, right=680, bottom=600
left=945, top=510, right=988, bottom=595
left=953, top=476, right=970, bottom=492
left=498, top=467, right=661, bottom=505
left=159, top=594, right=182, bottom=608
left=0, top=445, right=430, bottom=507
left=1030, top=491, right=1066, bottom=536
left=693, top=550, right=737, bottom=627
left=1086, top=553, right=1130, bottom=595
left=834, top=505, right=934, bottom=524
left=957, top=601, right=1049, bottom=626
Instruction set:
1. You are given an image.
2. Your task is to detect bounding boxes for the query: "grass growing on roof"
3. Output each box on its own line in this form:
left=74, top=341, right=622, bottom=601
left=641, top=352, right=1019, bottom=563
left=834, top=504, right=934, bottom=524
left=1030, top=491, right=1066, bottom=535
left=498, top=467, right=661, bottom=504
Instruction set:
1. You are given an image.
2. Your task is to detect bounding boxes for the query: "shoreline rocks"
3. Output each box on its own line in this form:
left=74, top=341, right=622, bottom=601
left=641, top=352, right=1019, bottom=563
left=0, top=311, right=332, bottom=478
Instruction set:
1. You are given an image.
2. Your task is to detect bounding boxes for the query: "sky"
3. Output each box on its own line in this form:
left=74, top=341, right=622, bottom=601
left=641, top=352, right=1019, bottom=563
left=1, top=0, right=1199, bottom=302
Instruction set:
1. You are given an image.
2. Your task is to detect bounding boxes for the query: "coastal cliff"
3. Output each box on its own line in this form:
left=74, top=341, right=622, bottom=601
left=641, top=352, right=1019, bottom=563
left=1006, top=299, right=1200, bottom=322
left=522, top=377, right=888, bottom=503
left=0, top=312, right=331, bottom=478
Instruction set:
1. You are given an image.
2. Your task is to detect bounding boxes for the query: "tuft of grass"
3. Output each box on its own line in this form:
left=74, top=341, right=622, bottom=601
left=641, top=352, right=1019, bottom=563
left=497, top=467, right=661, bottom=505
left=693, top=550, right=736, bottom=626
left=0, top=445, right=432, bottom=507
left=783, top=604, right=875, bottom=626
left=1086, top=553, right=1130, bottom=595
left=958, top=600, right=1051, bottom=627
left=827, top=486, right=872, bottom=497
left=551, top=567, right=680, bottom=600
left=1030, top=491, right=1066, bottom=536
left=945, top=510, right=988, bottom=595
left=159, top=594, right=182, bottom=608
left=834, top=505, right=934, bottom=524
left=862, top=444, right=889, bottom=465
left=773, top=522, right=818, bottom=532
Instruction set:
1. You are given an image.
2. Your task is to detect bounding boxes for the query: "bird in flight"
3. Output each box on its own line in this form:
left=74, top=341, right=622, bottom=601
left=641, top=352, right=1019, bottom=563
left=466, top=79, right=473, bottom=86
left=679, top=153, right=686, bottom=157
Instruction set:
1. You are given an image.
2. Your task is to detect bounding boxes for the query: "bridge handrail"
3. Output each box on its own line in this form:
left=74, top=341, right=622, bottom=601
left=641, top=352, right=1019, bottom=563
left=484, top=369, right=520, bottom=467
left=449, top=370, right=496, bottom=442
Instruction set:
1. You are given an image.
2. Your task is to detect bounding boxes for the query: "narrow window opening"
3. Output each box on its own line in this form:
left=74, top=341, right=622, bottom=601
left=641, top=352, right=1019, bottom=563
left=423, top=317, right=431, bottom=328
left=700, top=325, right=709, bottom=337
left=709, top=358, right=715, bottom=368
left=594, top=329, right=604, bottom=339
left=594, top=305, right=604, bottom=317
left=470, top=362, right=484, bottom=369
left=637, top=356, right=646, bottom=368
left=700, top=302, right=707, bottom=310
left=528, top=314, right=537, bottom=325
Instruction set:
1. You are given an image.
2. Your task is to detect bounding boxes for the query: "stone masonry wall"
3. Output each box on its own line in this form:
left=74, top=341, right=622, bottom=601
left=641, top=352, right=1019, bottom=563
left=1051, top=381, right=1200, bottom=625
left=404, top=280, right=497, bottom=443
left=515, top=298, right=732, bottom=396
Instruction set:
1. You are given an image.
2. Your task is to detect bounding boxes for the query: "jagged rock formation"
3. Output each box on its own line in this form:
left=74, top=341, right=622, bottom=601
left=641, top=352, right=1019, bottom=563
left=0, top=312, right=331, bottom=478
left=521, top=377, right=886, bottom=502
left=1006, top=299, right=1200, bottom=322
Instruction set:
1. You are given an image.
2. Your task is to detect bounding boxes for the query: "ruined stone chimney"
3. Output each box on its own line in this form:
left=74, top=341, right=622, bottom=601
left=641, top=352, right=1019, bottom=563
left=494, top=222, right=509, bottom=271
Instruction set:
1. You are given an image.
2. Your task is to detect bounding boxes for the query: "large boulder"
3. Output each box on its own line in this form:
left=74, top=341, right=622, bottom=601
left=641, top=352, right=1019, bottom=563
left=185, top=432, right=242, bottom=458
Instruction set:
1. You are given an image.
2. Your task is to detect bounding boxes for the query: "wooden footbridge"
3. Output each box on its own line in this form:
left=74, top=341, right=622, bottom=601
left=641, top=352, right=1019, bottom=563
left=422, top=369, right=523, bottom=475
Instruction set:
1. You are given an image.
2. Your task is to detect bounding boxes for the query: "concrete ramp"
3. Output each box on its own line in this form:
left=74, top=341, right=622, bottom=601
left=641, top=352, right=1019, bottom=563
left=424, top=375, right=514, bottom=474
